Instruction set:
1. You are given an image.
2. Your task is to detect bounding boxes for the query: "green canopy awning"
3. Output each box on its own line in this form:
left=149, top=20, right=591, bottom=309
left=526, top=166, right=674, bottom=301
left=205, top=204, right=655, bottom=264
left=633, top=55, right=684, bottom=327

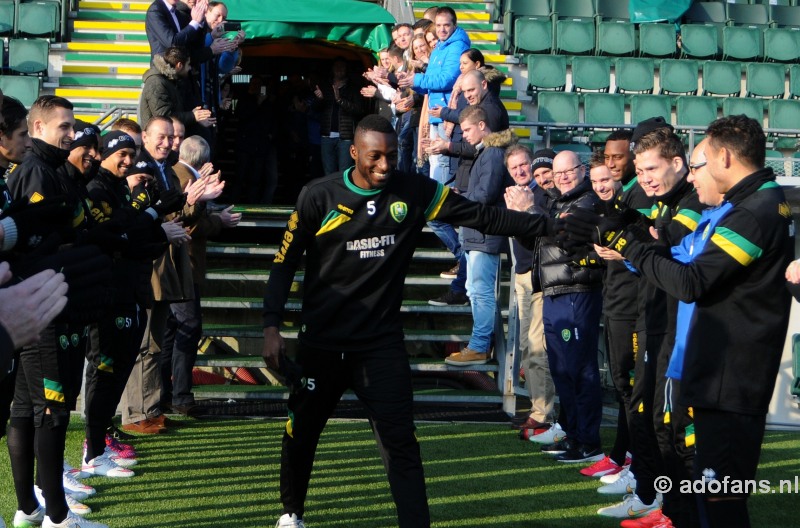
left=227, top=0, right=395, bottom=53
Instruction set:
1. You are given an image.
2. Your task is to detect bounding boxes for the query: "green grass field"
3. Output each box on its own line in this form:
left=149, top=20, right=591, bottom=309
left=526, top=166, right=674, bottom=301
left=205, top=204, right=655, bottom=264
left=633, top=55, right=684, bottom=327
left=1, top=417, right=798, bottom=527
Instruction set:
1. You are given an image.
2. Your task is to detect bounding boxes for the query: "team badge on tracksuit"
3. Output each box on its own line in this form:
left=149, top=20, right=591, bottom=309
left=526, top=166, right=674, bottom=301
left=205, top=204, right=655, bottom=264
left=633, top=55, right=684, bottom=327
left=390, top=201, right=408, bottom=223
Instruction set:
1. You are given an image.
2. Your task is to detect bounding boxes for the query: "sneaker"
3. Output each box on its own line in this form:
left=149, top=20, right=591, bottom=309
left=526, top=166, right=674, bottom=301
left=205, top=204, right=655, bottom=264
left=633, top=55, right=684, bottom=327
left=275, top=513, right=305, bottom=528
left=620, top=510, right=674, bottom=528
left=580, top=455, right=625, bottom=477
left=554, top=443, right=605, bottom=463
left=598, top=468, right=637, bottom=495
left=518, top=424, right=552, bottom=441
left=13, top=505, right=44, bottom=527
left=62, top=472, right=96, bottom=501
left=63, top=463, right=89, bottom=481
left=105, top=446, right=137, bottom=468
left=540, top=436, right=571, bottom=455
left=34, top=486, right=91, bottom=516
left=105, top=434, right=136, bottom=459
left=529, top=423, right=566, bottom=445
left=601, top=465, right=630, bottom=485
left=597, top=493, right=661, bottom=519
left=82, top=452, right=134, bottom=478
left=440, top=262, right=460, bottom=279
left=428, top=290, right=469, bottom=306
left=43, top=512, right=107, bottom=528
left=444, top=347, right=488, bottom=366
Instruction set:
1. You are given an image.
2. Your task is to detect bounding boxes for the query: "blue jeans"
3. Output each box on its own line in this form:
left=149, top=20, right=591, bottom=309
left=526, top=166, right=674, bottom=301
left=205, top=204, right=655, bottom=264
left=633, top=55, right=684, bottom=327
left=428, top=122, right=454, bottom=185
left=320, top=136, right=353, bottom=175
left=466, top=251, right=500, bottom=353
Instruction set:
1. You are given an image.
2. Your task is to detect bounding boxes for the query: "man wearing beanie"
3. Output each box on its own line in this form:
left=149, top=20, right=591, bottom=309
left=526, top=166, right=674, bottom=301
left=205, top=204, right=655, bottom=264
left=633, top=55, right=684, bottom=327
left=82, top=129, right=185, bottom=474
left=505, top=146, right=561, bottom=443
left=66, top=120, right=101, bottom=183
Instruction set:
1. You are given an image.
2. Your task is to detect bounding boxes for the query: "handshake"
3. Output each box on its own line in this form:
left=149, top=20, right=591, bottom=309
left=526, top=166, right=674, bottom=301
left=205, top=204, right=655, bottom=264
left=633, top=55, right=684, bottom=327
left=560, top=203, right=654, bottom=256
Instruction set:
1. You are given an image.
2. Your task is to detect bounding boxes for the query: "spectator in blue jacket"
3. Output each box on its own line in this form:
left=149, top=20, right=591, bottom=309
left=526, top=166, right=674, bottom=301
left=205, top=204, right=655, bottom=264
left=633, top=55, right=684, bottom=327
left=397, top=6, right=470, bottom=186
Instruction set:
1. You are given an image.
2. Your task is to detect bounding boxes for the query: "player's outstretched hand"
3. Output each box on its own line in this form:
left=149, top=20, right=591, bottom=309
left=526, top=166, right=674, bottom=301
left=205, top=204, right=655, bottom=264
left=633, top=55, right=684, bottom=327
left=0, top=262, right=68, bottom=348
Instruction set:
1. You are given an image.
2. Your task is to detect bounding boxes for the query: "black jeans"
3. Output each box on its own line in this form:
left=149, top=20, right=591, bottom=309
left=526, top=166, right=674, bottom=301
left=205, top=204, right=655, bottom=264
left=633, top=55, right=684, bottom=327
left=280, top=343, right=430, bottom=528
left=161, top=285, right=202, bottom=407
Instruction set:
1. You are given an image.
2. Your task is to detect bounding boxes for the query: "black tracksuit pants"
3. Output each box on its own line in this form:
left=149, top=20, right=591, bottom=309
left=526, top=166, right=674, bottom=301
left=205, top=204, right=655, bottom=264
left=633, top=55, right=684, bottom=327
left=605, top=317, right=636, bottom=464
left=280, top=343, right=430, bottom=528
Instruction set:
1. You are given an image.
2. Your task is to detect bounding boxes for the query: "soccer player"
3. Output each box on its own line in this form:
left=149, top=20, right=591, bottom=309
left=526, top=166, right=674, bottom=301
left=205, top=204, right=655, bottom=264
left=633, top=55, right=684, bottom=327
left=262, top=115, right=555, bottom=528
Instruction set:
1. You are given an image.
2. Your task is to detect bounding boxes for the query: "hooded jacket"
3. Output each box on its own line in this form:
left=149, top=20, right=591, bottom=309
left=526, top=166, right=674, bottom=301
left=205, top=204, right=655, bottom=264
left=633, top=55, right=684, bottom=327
left=461, top=129, right=515, bottom=253
left=539, top=177, right=604, bottom=296
left=413, top=26, right=471, bottom=124
left=139, top=53, right=196, bottom=129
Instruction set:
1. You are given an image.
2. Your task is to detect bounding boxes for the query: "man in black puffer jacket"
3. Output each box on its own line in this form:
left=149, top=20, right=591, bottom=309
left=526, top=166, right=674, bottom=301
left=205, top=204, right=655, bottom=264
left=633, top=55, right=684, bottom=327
left=509, top=149, right=605, bottom=463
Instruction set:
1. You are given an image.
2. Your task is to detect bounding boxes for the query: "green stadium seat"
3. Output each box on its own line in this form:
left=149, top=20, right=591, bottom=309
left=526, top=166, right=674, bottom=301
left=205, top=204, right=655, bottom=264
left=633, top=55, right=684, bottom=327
left=0, top=0, right=14, bottom=36
left=0, top=75, right=40, bottom=107
left=537, top=91, right=580, bottom=123
left=790, top=64, right=800, bottom=99
left=768, top=99, right=800, bottom=149
left=553, top=143, right=592, bottom=153
left=584, top=93, right=624, bottom=125
left=765, top=149, right=786, bottom=176
left=764, top=5, right=800, bottom=63
left=553, top=0, right=596, bottom=55
left=723, top=3, right=769, bottom=60
left=676, top=95, right=719, bottom=128
left=702, top=61, right=742, bottom=97
left=614, top=58, right=654, bottom=94
left=537, top=91, right=580, bottom=143
left=630, top=94, right=672, bottom=125
left=639, top=23, right=677, bottom=58
left=681, top=2, right=727, bottom=59
left=504, top=0, right=552, bottom=44
left=571, top=56, right=610, bottom=93
left=745, top=63, right=786, bottom=99
left=584, top=92, right=625, bottom=143
left=17, top=0, right=60, bottom=38
left=680, top=24, right=720, bottom=59
left=514, top=16, right=553, bottom=54
left=8, top=38, right=49, bottom=74
left=527, top=54, right=567, bottom=93
left=596, top=0, right=635, bottom=56
left=659, top=59, right=698, bottom=96
left=722, top=97, right=763, bottom=122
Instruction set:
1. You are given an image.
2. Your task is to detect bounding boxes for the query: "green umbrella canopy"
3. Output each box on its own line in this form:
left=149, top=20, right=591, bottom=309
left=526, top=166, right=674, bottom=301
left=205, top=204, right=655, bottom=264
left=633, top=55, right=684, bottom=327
left=227, top=0, right=395, bottom=53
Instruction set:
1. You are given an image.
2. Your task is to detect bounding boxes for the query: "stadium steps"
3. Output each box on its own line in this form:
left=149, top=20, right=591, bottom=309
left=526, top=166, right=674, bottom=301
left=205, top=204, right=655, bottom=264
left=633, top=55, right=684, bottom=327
left=49, top=0, right=150, bottom=121
left=192, top=385, right=504, bottom=404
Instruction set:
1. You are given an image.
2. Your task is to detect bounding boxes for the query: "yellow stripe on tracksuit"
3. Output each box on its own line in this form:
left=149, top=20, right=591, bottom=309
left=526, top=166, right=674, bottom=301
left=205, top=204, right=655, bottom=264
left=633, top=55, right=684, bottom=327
left=316, top=211, right=352, bottom=236
left=425, top=184, right=450, bottom=221
left=43, top=378, right=65, bottom=403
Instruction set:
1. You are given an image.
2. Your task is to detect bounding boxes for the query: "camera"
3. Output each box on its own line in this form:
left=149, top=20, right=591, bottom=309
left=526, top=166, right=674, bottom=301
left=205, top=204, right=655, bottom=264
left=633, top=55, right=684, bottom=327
left=222, top=21, right=242, bottom=32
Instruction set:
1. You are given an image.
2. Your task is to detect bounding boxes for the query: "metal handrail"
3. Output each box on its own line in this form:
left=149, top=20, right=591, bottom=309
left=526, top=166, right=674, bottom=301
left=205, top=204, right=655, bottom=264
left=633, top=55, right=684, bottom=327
left=92, top=106, right=139, bottom=130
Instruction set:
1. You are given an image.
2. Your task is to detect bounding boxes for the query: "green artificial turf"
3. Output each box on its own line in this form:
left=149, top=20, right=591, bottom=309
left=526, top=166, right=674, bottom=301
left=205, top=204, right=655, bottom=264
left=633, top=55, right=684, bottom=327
left=1, top=418, right=798, bottom=527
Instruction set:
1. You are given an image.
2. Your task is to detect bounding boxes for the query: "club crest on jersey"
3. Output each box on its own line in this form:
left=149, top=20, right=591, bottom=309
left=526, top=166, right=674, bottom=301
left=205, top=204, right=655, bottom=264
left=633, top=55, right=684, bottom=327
left=115, top=317, right=125, bottom=329
left=71, top=334, right=80, bottom=347
left=59, top=335, right=69, bottom=350
left=390, top=201, right=408, bottom=223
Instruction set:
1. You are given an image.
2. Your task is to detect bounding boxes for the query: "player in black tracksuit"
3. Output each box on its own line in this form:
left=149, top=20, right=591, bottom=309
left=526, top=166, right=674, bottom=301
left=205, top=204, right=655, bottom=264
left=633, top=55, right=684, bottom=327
left=262, top=115, right=555, bottom=528
left=600, top=131, right=652, bottom=474
left=83, top=132, right=170, bottom=468
left=616, top=116, right=794, bottom=528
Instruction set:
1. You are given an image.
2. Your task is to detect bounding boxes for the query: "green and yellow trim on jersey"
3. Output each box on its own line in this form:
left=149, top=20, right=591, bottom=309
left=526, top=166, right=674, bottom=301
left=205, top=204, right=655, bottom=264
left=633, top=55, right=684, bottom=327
left=316, top=209, right=352, bottom=236
left=673, top=208, right=701, bottom=232
left=43, top=378, right=66, bottom=404
left=424, top=183, right=450, bottom=221
left=98, top=354, right=114, bottom=373
left=343, top=167, right=382, bottom=196
left=711, top=226, right=763, bottom=266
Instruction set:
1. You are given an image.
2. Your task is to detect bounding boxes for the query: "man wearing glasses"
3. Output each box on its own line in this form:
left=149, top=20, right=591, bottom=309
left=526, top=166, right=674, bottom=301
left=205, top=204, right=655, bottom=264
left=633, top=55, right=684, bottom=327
left=507, top=149, right=605, bottom=463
